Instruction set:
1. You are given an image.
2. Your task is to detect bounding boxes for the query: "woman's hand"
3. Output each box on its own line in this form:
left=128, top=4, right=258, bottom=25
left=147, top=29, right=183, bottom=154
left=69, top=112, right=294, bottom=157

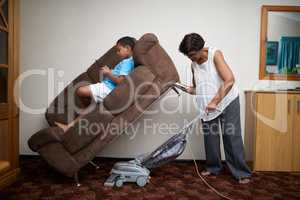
left=186, top=86, right=196, bottom=95
left=100, top=65, right=111, bottom=76
left=206, top=101, right=218, bottom=113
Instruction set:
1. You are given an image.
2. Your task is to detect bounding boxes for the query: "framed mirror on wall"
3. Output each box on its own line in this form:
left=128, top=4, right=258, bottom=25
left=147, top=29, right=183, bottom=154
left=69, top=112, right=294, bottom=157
left=259, top=5, right=300, bottom=81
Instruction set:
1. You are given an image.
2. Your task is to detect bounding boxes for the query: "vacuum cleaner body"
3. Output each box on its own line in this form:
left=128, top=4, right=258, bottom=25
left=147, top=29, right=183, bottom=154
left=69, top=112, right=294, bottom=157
left=104, top=159, right=150, bottom=187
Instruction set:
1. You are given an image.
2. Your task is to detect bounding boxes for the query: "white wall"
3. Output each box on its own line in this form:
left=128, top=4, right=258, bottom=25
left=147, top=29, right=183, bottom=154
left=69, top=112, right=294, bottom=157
left=20, top=0, right=300, bottom=160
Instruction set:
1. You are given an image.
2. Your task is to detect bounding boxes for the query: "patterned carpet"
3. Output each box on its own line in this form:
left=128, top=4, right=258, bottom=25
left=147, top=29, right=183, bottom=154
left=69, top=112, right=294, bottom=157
left=0, top=156, right=300, bottom=200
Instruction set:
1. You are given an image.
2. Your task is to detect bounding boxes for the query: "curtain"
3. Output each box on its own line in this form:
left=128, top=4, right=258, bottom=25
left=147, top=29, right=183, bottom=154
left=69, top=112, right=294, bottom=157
left=278, top=37, right=300, bottom=73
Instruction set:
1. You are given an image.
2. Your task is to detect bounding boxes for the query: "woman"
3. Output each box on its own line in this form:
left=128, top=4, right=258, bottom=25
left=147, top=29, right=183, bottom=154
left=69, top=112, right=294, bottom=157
left=179, top=33, right=251, bottom=184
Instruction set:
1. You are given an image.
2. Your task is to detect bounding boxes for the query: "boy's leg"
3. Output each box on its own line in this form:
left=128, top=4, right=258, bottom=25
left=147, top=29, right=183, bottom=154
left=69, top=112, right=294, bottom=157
left=55, top=83, right=111, bottom=132
left=202, top=117, right=223, bottom=175
left=88, top=83, right=111, bottom=104
left=55, top=107, right=93, bottom=132
left=55, top=111, right=90, bottom=132
left=77, top=85, right=93, bottom=97
left=220, top=97, right=252, bottom=180
left=54, top=84, right=97, bottom=132
left=76, top=85, right=94, bottom=108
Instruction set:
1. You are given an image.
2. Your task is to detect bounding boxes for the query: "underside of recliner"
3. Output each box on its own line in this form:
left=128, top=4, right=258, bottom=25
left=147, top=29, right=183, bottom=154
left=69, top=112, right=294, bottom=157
left=28, top=33, right=180, bottom=183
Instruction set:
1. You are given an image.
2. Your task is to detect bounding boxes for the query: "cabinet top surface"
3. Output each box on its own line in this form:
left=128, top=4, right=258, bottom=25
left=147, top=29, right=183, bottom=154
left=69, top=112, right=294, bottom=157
left=244, top=90, right=300, bottom=94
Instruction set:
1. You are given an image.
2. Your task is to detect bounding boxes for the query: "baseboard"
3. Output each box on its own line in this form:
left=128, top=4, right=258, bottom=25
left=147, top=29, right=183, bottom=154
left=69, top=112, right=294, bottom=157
left=0, top=168, right=20, bottom=190
left=19, top=155, right=252, bottom=168
left=20, top=154, right=206, bottom=163
left=19, top=154, right=40, bottom=159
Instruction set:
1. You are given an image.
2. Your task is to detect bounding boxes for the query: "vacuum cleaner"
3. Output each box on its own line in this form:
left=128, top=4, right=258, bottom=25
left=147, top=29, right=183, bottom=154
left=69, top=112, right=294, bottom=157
left=104, top=107, right=202, bottom=188
left=104, top=83, right=234, bottom=200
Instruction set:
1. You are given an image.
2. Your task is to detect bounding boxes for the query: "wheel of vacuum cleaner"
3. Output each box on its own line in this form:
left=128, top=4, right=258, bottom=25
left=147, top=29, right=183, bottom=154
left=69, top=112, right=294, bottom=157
left=136, top=176, right=147, bottom=187
left=115, top=178, right=123, bottom=187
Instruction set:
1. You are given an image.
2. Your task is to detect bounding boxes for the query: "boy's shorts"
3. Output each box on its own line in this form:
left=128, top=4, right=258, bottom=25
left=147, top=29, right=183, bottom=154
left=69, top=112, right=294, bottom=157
left=89, top=82, right=112, bottom=103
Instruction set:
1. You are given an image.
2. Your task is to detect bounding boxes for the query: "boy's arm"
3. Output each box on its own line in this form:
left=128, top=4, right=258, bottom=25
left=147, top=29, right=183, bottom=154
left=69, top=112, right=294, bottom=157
left=100, top=59, right=133, bottom=85
left=106, top=73, right=126, bottom=85
left=106, top=70, right=125, bottom=85
left=100, top=66, right=126, bottom=85
left=207, top=50, right=235, bottom=111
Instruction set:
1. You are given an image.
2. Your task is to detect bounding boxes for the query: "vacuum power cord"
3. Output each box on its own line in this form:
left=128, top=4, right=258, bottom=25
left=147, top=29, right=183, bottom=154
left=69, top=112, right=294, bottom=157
left=187, top=139, right=234, bottom=200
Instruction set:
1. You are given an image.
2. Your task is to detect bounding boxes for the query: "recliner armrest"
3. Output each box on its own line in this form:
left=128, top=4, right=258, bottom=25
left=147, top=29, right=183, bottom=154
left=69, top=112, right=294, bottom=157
left=28, top=127, right=64, bottom=152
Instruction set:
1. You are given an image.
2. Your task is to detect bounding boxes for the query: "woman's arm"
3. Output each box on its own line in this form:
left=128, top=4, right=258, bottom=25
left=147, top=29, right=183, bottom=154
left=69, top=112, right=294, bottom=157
left=206, top=50, right=235, bottom=112
left=187, top=65, right=196, bottom=95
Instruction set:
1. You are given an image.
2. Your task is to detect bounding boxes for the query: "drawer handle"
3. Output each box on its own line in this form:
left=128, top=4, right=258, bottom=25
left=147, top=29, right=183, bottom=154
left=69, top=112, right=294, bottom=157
left=288, top=100, right=291, bottom=114
left=298, top=100, right=300, bottom=114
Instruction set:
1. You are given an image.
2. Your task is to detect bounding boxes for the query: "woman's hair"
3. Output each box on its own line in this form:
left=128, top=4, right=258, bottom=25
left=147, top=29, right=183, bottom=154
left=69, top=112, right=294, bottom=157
left=179, top=33, right=205, bottom=55
left=117, top=36, right=137, bottom=50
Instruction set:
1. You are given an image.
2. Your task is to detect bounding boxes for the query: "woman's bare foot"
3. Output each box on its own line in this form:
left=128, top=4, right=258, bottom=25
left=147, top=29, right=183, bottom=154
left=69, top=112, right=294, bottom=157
left=238, top=178, right=250, bottom=184
left=54, top=121, right=70, bottom=132
left=201, top=170, right=212, bottom=176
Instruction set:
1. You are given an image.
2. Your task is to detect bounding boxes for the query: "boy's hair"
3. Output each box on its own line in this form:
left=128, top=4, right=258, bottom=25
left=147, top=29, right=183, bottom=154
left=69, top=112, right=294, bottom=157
left=117, top=36, right=137, bottom=50
left=179, top=33, right=205, bottom=55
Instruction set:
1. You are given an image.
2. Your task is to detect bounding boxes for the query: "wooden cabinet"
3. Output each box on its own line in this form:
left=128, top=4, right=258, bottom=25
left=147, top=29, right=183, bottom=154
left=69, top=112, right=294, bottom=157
left=245, top=91, right=300, bottom=172
left=0, top=0, right=20, bottom=189
left=292, top=95, right=300, bottom=171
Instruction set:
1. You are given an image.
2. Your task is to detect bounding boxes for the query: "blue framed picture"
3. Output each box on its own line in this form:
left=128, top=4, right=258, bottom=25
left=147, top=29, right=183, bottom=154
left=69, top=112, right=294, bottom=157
left=266, top=41, right=279, bottom=65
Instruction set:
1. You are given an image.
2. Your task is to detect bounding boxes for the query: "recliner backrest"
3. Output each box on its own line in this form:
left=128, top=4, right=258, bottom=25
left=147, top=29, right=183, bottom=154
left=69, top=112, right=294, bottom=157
left=133, top=33, right=180, bottom=84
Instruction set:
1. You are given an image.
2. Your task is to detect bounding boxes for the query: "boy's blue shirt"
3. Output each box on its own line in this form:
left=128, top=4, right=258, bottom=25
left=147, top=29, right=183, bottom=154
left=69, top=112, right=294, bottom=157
left=102, top=57, right=134, bottom=90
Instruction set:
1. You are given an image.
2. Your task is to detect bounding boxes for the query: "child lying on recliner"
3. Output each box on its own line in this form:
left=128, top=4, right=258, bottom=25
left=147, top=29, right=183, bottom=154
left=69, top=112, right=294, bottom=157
left=55, top=36, right=136, bottom=132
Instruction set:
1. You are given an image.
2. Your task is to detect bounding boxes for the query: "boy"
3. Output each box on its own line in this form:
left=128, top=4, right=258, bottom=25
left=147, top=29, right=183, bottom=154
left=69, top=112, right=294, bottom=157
left=179, top=33, right=251, bottom=184
left=55, top=36, right=136, bottom=132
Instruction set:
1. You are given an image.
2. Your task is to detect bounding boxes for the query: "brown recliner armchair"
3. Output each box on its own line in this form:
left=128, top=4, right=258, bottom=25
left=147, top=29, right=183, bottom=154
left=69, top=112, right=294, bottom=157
left=28, top=33, right=180, bottom=185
